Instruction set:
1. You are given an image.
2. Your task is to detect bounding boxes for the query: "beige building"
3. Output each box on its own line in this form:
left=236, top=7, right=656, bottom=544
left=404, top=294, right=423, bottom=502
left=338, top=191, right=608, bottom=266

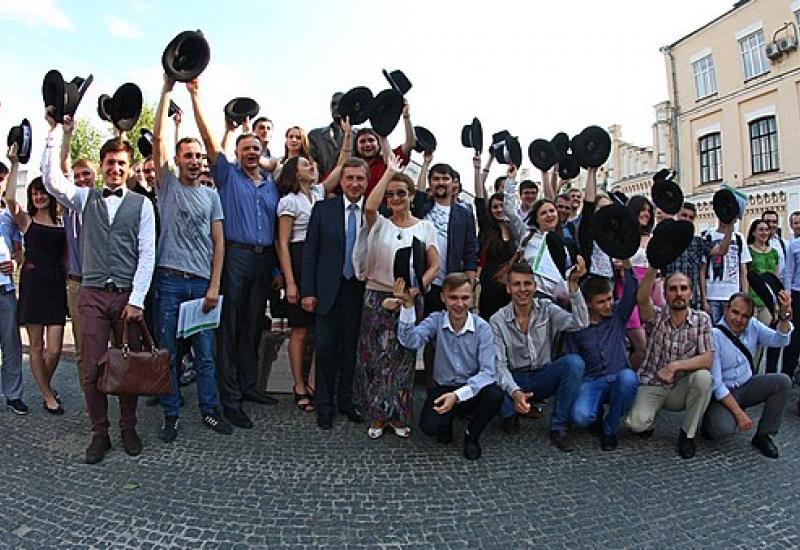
left=662, top=0, right=800, bottom=233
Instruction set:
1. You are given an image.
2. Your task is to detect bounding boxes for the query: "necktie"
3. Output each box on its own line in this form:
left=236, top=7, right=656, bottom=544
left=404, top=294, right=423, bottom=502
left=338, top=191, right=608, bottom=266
left=343, top=203, right=357, bottom=279
left=102, top=188, right=123, bottom=198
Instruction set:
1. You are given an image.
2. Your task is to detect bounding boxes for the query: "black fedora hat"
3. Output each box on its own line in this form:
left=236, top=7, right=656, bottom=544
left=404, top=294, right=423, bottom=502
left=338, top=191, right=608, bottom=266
left=528, top=139, right=558, bottom=171
left=572, top=125, right=611, bottom=169
left=42, top=69, right=78, bottom=123
left=6, top=119, right=32, bottom=165
left=382, top=69, right=412, bottom=95
left=551, top=132, right=571, bottom=160
left=651, top=169, right=683, bottom=215
left=393, top=237, right=428, bottom=294
left=338, top=86, right=373, bottom=125
left=413, top=126, right=436, bottom=153
left=97, top=94, right=112, bottom=122
left=646, top=219, right=694, bottom=269
left=747, top=271, right=777, bottom=314
left=490, top=130, right=512, bottom=163
left=591, top=203, right=640, bottom=259
left=162, top=30, right=210, bottom=82
left=712, top=186, right=747, bottom=224
left=545, top=231, right=569, bottom=278
left=761, top=272, right=784, bottom=315
left=107, top=83, right=143, bottom=132
left=609, top=190, right=629, bottom=206
left=460, top=117, right=483, bottom=154
left=499, top=136, right=523, bottom=167
left=558, top=154, right=580, bottom=180
left=369, top=89, right=404, bottom=137
left=137, top=128, right=154, bottom=159
left=67, top=74, right=93, bottom=116
left=224, top=97, right=259, bottom=126
left=168, top=99, right=182, bottom=118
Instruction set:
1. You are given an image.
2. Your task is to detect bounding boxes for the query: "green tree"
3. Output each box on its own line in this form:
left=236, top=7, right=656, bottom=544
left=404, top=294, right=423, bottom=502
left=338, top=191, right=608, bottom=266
left=127, top=102, right=156, bottom=164
left=69, top=118, right=104, bottom=164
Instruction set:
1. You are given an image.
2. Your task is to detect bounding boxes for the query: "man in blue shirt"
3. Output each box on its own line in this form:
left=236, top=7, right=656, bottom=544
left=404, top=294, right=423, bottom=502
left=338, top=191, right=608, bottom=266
left=395, top=272, right=503, bottom=460
left=190, top=77, right=281, bottom=429
left=702, top=292, right=792, bottom=458
left=565, top=263, right=639, bottom=451
left=781, top=232, right=800, bottom=384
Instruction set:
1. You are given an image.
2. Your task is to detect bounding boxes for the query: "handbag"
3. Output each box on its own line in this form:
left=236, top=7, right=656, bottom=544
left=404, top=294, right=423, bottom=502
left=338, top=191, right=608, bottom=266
left=97, top=319, right=173, bottom=396
left=493, top=230, right=535, bottom=285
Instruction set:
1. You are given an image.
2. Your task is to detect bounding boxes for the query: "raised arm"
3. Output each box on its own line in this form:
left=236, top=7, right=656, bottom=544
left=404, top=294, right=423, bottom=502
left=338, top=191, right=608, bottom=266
left=502, top=167, right=527, bottom=243
left=153, top=74, right=175, bottom=189
left=400, top=99, right=415, bottom=155
left=480, top=155, right=494, bottom=190
left=416, top=150, right=433, bottom=193
left=318, top=116, right=352, bottom=194
left=41, top=113, right=83, bottom=212
left=708, top=222, right=733, bottom=257
left=584, top=166, right=597, bottom=203
left=364, top=153, right=402, bottom=229
left=60, top=116, right=75, bottom=176
left=187, top=78, right=222, bottom=166
left=4, top=145, right=30, bottom=232
left=636, top=266, right=658, bottom=323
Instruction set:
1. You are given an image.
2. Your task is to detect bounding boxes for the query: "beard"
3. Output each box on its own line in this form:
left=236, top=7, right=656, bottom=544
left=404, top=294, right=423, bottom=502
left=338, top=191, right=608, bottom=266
left=669, top=300, right=688, bottom=310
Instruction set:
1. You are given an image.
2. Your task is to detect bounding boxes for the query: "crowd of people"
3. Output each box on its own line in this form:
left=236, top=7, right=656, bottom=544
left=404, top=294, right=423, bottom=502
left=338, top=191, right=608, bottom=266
left=1, top=60, right=799, bottom=465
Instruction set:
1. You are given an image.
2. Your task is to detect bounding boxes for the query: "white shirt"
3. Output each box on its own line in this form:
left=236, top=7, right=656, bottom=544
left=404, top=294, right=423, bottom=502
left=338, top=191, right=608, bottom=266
left=276, top=184, right=324, bottom=243
left=425, top=203, right=450, bottom=286
left=41, top=126, right=156, bottom=309
left=769, top=235, right=786, bottom=277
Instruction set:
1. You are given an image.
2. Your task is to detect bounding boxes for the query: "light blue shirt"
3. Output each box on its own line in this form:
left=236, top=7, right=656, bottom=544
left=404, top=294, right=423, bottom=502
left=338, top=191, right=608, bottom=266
left=782, top=237, right=800, bottom=292
left=0, top=207, right=22, bottom=292
left=397, top=307, right=496, bottom=402
left=711, top=317, right=792, bottom=400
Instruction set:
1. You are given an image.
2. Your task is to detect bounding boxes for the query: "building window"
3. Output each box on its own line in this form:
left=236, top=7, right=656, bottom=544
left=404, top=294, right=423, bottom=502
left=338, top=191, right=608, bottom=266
left=692, top=55, right=717, bottom=99
left=699, top=133, right=722, bottom=184
left=749, top=116, right=779, bottom=173
left=739, top=30, right=769, bottom=80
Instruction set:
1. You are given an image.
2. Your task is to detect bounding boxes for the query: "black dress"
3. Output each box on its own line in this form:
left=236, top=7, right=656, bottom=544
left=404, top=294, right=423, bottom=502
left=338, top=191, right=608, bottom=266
left=475, top=198, right=515, bottom=319
left=17, top=222, right=67, bottom=326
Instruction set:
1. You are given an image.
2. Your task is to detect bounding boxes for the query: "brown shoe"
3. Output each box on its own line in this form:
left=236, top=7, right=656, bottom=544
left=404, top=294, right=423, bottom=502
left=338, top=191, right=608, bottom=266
left=549, top=430, right=576, bottom=452
left=85, top=433, right=111, bottom=464
left=121, top=429, right=142, bottom=456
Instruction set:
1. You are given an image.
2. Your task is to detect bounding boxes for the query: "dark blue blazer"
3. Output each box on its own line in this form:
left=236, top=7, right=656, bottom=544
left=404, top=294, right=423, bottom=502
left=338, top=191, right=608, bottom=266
left=411, top=192, right=480, bottom=275
left=301, top=195, right=364, bottom=317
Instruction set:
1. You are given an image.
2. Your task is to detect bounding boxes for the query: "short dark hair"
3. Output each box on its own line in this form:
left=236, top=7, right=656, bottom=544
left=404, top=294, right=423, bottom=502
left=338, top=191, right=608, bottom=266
left=762, top=210, right=779, bottom=220
left=681, top=201, right=696, bottom=214
left=790, top=210, right=800, bottom=222
left=99, top=138, right=134, bottom=163
left=175, top=137, right=202, bottom=156
left=529, top=198, right=556, bottom=229
left=451, top=169, right=460, bottom=184
left=520, top=180, right=539, bottom=192
left=442, top=272, right=471, bottom=292
left=235, top=132, right=261, bottom=147
left=508, top=261, right=533, bottom=280
left=581, top=276, right=613, bottom=301
left=0, top=161, right=8, bottom=176
left=493, top=176, right=506, bottom=193
left=341, top=157, right=369, bottom=177
left=252, top=117, right=272, bottom=128
left=428, top=163, right=454, bottom=182
left=727, top=292, right=754, bottom=316
left=556, top=193, right=571, bottom=203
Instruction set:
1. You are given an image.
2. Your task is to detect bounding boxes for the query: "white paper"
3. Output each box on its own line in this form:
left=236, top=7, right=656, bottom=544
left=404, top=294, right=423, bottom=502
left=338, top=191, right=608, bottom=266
left=0, top=239, right=11, bottom=286
left=177, top=296, right=223, bottom=339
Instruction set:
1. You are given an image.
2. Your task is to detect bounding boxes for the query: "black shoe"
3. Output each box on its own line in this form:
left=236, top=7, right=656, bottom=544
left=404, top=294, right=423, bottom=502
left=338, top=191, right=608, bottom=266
left=146, top=396, right=160, bottom=407
left=242, top=391, right=278, bottom=405
left=751, top=434, right=779, bottom=459
left=85, top=433, right=111, bottom=464
left=463, top=434, right=482, bottom=460
left=43, top=401, right=65, bottom=415
left=202, top=411, right=233, bottom=435
left=678, top=428, right=695, bottom=459
left=436, top=429, right=454, bottom=445
left=600, top=433, right=618, bottom=451
left=501, top=415, right=520, bottom=435
left=6, top=399, right=28, bottom=415
left=339, top=407, right=364, bottom=423
left=317, top=414, right=333, bottom=430
left=637, top=428, right=655, bottom=439
left=549, top=430, right=576, bottom=452
left=224, top=407, right=253, bottom=429
left=159, top=416, right=180, bottom=443
left=121, top=429, right=143, bottom=456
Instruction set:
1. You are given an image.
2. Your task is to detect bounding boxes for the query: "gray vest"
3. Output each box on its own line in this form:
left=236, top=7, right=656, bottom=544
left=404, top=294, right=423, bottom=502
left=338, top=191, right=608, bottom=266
left=81, top=189, right=144, bottom=289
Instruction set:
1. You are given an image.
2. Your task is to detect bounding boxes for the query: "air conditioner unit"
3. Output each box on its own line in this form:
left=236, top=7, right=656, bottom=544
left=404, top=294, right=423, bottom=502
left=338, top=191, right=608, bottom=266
left=765, top=42, right=782, bottom=59
left=778, top=35, right=798, bottom=52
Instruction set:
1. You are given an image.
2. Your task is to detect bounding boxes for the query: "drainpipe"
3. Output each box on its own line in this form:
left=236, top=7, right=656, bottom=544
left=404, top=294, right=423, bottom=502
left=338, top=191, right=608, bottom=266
left=660, top=45, right=681, bottom=179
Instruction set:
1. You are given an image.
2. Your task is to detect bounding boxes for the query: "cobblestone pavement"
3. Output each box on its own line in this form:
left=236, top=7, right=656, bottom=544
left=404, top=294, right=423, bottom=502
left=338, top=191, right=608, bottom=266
left=1, top=356, right=799, bottom=548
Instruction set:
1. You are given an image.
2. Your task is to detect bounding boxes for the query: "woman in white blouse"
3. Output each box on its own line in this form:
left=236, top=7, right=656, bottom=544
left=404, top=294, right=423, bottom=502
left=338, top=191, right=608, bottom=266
left=357, top=154, right=439, bottom=440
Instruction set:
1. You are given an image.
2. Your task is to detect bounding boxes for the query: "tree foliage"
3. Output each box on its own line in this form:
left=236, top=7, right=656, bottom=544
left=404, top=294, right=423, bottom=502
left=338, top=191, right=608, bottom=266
left=127, top=102, right=156, bottom=164
left=69, top=118, right=104, bottom=165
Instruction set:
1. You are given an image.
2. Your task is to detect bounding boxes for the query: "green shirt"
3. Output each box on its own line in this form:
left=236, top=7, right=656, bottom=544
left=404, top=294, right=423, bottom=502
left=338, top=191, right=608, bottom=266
left=748, top=246, right=779, bottom=306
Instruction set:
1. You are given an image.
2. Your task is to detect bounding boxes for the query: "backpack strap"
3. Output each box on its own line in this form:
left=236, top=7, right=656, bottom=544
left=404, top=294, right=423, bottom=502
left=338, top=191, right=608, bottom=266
left=716, top=324, right=755, bottom=373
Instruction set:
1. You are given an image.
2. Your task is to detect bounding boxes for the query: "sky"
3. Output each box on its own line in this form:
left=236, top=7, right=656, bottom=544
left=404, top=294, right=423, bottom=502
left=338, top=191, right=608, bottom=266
left=0, top=0, right=734, bottom=190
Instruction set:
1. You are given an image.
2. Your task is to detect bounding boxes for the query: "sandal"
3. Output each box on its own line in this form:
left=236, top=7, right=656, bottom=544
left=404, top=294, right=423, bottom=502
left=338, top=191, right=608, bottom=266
left=294, top=392, right=314, bottom=413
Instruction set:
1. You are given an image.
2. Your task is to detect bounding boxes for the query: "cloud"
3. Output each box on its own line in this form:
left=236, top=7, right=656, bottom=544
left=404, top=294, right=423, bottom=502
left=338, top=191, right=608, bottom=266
left=0, top=0, right=74, bottom=30
left=105, top=15, right=141, bottom=39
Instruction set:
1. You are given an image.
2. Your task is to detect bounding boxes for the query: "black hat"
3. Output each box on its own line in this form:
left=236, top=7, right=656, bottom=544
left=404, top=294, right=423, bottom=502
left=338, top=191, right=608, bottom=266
left=761, top=272, right=784, bottom=316
left=490, top=131, right=519, bottom=165
left=369, top=89, right=404, bottom=137
left=591, top=203, right=640, bottom=259
left=609, top=191, right=629, bottom=206
left=551, top=132, right=571, bottom=160
left=646, top=219, right=694, bottom=269
left=338, top=86, right=373, bottom=125
left=382, top=69, right=412, bottom=95
left=747, top=271, right=777, bottom=315
left=168, top=99, right=182, bottom=118
left=558, top=154, right=580, bottom=180
left=97, top=94, right=112, bottom=122
left=712, top=187, right=746, bottom=224
left=393, top=237, right=428, bottom=294
left=68, top=74, right=94, bottom=116
left=528, top=139, right=558, bottom=171
left=42, top=69, right=78, bottom=123
left=224, top=97, right=260, bottom=126
left=162, top=30, right=211, bottom=82
left=6, top=118, right=32, bottom=165
left=107, top=83, right=143, bottom=132
left=137, top=128, right=154, bottom=159
left=651, top=169, right=683, bottom=215
left=413, top=126, right=436, bottom=153
left=572, top=125, right=611, bottom=169
left=460, top=117, right=483, bottom=154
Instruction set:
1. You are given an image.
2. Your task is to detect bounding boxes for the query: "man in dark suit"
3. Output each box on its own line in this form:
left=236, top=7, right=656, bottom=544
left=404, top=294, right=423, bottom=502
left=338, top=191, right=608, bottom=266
left=308, top=92, right=346, bottom=178
left=412, top=162, right=480, bottom=386
left=301, top=158, right=369, bottom=429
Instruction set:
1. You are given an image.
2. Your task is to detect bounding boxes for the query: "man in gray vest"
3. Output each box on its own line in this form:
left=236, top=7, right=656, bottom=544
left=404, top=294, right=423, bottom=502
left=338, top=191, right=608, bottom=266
left=42, top=110, right=156, bottom=465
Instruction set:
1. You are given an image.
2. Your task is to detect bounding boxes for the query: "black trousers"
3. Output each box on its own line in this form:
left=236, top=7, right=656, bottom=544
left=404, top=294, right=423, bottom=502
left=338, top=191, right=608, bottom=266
left=779, top=291, right=800, bottom=382
left=419, top=383, right=504, bottom=442
left=314, top=277, right=365, bottom=418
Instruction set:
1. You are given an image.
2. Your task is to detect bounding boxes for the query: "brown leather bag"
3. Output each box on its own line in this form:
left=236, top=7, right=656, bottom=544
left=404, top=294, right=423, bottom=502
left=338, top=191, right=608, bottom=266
left=493, top=230, right=535, bottom=285
left=97, top=319, right=172, bottom=396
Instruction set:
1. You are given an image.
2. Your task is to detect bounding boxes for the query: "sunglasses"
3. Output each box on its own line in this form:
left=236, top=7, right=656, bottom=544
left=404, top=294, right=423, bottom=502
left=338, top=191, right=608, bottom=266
left=385, top=190, right=408, bottom=199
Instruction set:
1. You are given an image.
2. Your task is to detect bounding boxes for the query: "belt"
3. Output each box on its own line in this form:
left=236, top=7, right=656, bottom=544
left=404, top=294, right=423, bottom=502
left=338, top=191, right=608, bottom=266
left=226, top=241, right=273, bottom=254
left=67, top=274, right=82, bottom=282
left=101, top=282, right=131, bottom=294
left=158, top=267, right=199, bottom=279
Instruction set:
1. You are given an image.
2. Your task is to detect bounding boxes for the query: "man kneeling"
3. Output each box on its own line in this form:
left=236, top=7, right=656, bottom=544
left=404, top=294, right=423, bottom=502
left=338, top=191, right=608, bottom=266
left=395, top=273, right=503, bottom=460
left=702, top=292, right=793, bottom=458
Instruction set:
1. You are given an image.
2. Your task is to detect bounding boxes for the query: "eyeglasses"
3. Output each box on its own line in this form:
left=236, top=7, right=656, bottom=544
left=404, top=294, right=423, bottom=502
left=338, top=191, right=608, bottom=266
left=385, top=190, right=408, bottom=198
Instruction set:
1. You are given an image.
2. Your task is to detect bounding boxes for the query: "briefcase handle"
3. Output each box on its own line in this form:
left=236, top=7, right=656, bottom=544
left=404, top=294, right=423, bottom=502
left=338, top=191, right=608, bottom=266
left=121, top=318, right=159, bottom=357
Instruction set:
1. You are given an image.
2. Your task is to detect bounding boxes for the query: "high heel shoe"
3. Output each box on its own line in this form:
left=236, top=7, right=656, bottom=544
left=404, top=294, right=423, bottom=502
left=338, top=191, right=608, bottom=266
left=43, top=401, right=64, bottom=415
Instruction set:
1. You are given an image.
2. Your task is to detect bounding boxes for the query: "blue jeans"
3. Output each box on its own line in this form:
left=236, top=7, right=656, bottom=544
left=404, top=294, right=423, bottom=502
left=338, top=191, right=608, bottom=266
left=499, top=354, right=584, bottom=431
left=571, top=369, right=639, bottom=436
left=155, top=271, right=221, bottom=417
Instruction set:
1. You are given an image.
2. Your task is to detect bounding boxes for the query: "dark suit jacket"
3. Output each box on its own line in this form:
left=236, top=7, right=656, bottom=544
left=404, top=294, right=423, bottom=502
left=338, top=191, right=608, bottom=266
left=301, top=195, right=364, bottom=317
left=411, top=192, right=480, bottom=276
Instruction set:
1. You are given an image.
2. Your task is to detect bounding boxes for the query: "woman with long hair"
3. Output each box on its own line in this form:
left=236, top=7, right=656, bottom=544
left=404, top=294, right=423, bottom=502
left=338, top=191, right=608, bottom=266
left=273, top=126, right=319, bottom=183
left=746, top=218, right=780, bottom=371
left=4, top=146, right=67, bottom=414
left=358, top=154, right=439, bottom=440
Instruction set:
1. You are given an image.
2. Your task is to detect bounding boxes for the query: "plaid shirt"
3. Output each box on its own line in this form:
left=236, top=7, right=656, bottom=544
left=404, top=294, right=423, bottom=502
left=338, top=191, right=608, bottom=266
left=638, top=306, right=713, bottom=389
left=662, top=236, right=713, bottom=309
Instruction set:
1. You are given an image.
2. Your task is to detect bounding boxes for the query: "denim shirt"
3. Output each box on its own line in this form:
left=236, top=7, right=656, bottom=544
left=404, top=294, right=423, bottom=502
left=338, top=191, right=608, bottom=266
left=0, top=208, right=22, bottom=291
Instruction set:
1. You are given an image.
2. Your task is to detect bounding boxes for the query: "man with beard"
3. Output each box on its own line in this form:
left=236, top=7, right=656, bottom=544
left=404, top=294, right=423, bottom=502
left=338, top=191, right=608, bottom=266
left=762, top=210, right=786, bottom=276
left=411, top=163, right=479, bottom=387
left=309, top=92, right=348, bottom=178
left=190, top=77, right=281, bottom=429
left=626, top=269, right=714, bottom=459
